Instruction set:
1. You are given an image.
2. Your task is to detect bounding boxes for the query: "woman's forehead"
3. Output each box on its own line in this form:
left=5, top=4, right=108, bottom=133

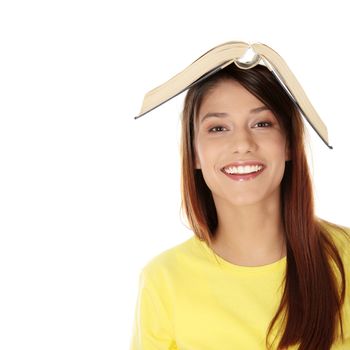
left=196, top=80, right=271, bottom=121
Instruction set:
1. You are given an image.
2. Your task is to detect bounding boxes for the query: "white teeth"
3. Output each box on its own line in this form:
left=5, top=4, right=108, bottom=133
left=223, top=165, right=263, bottom=174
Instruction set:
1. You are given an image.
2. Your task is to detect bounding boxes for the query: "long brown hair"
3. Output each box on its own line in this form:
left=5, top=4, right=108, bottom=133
left=180, top=63, right=348, bottom=349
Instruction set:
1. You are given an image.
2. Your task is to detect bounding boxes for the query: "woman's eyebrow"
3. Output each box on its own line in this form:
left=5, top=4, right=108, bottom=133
left=250, top=106, right=270, bottom=114
left=200, top=112, right=229, bottom=124
left=200, top=106, right=270, bottom=124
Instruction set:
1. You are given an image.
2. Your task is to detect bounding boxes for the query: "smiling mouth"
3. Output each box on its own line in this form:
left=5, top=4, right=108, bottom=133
left=222, top=164, right=264, bottom=175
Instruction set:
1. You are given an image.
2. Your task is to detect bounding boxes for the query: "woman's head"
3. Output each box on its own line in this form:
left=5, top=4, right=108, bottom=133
left=180, top=63, right=308, bottom=245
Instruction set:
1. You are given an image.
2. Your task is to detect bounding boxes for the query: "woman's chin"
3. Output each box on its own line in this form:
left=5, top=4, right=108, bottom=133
left=214, top=190, right=279, bottom=209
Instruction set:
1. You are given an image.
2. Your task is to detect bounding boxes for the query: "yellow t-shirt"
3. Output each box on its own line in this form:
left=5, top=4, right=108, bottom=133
left=130, top=224, right=350, bottom=349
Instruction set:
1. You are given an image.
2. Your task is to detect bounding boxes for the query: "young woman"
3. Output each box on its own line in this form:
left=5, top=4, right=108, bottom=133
left=130, top=63, right=350, bottom=349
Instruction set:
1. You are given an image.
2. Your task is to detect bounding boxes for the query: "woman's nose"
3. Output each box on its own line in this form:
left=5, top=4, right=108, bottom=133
left=230, top=128, right=257, bottom=154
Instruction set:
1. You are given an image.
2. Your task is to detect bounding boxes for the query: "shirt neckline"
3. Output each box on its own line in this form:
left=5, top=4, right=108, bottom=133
left=193, top=235, right=287, bottom=274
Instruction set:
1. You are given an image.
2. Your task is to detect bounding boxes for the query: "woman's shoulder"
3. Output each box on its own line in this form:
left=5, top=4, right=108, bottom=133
left=140, top=235, right=198, bottom=281
left=319, top=219, right=350, bottom=259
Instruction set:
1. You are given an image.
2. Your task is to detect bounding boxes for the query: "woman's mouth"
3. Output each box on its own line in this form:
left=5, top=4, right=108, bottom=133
left=221, top=163, right=265, bottom=181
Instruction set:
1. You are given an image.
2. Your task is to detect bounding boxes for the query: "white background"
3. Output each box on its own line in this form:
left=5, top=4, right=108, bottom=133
left=0, top=0, right=349, bottom=349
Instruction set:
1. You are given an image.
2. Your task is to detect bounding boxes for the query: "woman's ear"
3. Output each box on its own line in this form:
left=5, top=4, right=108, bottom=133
left=193, top=139, right=201, bottom=169
left=194, top=151, right=201, bottom=169
left=285, top=142, right=291, bottom=161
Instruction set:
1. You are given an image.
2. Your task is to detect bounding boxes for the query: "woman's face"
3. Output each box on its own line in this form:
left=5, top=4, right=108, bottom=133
left=194, top=79, right=289, bottom=208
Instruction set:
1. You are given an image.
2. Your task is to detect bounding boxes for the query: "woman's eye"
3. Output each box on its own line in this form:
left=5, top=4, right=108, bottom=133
left=208, top=126, right=227, bottom=133
left=254, top=121, right=272, bottom=128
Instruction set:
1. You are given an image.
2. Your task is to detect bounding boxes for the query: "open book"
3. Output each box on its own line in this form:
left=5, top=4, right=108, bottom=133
left=135, top=41, right=332, bottom=149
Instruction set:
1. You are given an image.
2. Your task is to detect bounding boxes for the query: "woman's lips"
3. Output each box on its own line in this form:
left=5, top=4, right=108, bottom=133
left=221, top=162, right=265, bottom=182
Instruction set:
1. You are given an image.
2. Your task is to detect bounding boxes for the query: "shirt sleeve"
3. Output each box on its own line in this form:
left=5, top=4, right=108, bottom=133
left=130, top=267, right=177, bottom=350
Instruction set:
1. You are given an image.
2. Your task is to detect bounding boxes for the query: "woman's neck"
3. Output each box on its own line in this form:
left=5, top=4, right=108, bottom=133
left=211, top=198, right=286, bottom=267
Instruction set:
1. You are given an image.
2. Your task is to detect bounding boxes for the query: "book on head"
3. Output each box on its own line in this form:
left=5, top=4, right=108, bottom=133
left=135, top=41, right=332, bottom=149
